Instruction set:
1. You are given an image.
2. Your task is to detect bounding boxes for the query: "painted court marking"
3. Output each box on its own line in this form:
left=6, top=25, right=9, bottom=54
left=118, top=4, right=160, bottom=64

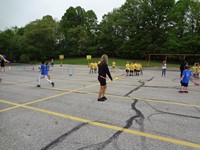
left=0, top=99, right=200, bottom=149
left=1, top=75, right=200, bottom=149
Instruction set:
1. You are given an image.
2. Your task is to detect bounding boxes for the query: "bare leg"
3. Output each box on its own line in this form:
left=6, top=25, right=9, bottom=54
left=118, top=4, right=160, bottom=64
left=102, top=85, right=107, bottom=97
left=98, top=86, right=103, bottom=99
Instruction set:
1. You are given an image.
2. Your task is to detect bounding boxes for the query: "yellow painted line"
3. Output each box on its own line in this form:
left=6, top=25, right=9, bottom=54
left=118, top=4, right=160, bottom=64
left=26, top=83, right=99, bottom=105
left=0, top=82, right=99, bottom=112
left=0, top=106, right=19, bottom=112
left=76, top=90, right=200, bottom=108
left=1, top=85, right=200, bottom=113
left=0, top=99, right=199, bottom=149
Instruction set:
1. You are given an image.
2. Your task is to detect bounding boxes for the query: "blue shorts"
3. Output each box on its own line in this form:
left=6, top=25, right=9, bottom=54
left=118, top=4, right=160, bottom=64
left=181, top=81, right=188, bottom=87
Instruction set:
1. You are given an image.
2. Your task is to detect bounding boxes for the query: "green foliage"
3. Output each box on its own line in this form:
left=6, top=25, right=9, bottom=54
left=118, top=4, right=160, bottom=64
left=23, top=15, right=60, bottom=60
left=60, top=6, right=98, bottom=57
left=0, top=0, right=200, bottom=62
left=20, top=54, right=30, bottom=63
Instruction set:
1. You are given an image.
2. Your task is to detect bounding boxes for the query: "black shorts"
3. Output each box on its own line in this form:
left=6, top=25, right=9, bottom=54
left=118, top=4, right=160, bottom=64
left=98, top=76, right=106, bottom=86
left=181, top=81, right=188, bottom=87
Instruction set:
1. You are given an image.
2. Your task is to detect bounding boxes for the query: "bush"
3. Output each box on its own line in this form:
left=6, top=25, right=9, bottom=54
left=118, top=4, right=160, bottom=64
left=20, top=54, right=30, bottom=63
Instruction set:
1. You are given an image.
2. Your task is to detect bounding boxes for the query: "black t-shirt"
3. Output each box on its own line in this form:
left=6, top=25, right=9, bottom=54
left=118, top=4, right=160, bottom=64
left=98, top=63, right=112, bottom=80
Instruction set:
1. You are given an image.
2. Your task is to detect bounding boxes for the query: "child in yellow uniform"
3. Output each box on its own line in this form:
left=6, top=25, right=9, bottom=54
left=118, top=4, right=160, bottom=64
left=139, top=63, right=143, bottom=75
left=125, top=61, right=130, bottom=76
left=112, top=60, right=116, bottom=72
left=93, top=61, right=98, bottom=73
left=135, top=62, right=140, bottom=76
left=197, top=63, right=200, bottom=79
left=129, top=62, right=134, bottom=76
left=192, top=63, right=198, bottom=79
left=89, top=61, right=94, bottom=74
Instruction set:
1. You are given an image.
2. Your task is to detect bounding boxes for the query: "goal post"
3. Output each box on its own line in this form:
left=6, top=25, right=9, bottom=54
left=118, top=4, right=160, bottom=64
left=147, top=54, right=200, bottom=66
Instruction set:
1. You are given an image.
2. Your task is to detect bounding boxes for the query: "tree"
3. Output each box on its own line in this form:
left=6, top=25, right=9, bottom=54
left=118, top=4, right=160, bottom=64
left=166, top=0, right=200, bottom=54
left=60, top=6, right=98, bottom=56
left=23, top=15, right=59, bottom=60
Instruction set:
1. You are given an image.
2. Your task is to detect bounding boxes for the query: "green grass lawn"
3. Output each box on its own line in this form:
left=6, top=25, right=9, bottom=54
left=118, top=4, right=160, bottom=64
left=53, top=57, right=179, bottom=68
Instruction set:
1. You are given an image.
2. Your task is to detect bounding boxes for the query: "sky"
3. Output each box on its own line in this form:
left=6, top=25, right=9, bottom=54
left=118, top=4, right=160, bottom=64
left=0, top=0, right=126, bottom=31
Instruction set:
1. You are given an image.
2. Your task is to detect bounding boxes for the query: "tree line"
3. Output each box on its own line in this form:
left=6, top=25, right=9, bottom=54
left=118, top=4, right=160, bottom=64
left=0, top=0, right=199, bottom=63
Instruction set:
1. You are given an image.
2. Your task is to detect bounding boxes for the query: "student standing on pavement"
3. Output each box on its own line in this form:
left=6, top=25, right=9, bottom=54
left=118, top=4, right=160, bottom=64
left=97, top=54, right=113, bottom=101
left=180, top=59, right=187, bottom=78
left=161, top=60, right=167, bottom=77
left=179, top=66, right=193, bottom=93
left=0, top=54, right=9, bottom=72
left=0, top=54, right=10, bottom=82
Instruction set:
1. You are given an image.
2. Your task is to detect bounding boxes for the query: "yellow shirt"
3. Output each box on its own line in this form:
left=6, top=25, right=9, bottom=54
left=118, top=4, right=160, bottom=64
left=93, top=62, right=98, bottom=69
left=135, top=64, right=140, bottom=70
left=125, top=64, right=130, bottom=70
left=197, top=66, right=200, bottom=73
left=112, top=61, right=116, bottom=67
left=89, top=63, right=93, bottom=68
left=193, top=66, right=197, bottom=73
left=129, top=63, right=134, bottom=70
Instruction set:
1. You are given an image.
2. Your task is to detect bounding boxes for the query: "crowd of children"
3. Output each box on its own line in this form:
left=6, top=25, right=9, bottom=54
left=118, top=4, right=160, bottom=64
left=125, top=61, right=143, bottom=76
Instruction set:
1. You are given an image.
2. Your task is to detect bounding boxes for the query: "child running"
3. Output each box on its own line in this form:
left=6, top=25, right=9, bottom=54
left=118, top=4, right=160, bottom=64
left=37, top=60, right=54, bottom=87
left=45, top=61, right=51, bottom=80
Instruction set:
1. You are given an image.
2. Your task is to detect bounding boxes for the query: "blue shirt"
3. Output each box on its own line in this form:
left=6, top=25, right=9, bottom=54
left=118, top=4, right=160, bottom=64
left=182, top=69, right=192, bottom=83
left=40, top=64, right=47, bottom=75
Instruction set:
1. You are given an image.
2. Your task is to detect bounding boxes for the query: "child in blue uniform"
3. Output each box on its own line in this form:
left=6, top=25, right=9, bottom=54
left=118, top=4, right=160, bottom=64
left=37, top=60, right=54, bottom=87
left=179, top=66, right=193, bottom=93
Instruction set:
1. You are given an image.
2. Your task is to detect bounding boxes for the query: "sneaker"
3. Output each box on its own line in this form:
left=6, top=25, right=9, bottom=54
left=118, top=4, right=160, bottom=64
left=178, top=90, right=183, bottom=93
left=97, top=98, right=105, bottom=101
left=51, top=82, right=54, bottom=87
left=102, top=96, right=107, bottom=100
left=36, top=85, right=41, bottom=87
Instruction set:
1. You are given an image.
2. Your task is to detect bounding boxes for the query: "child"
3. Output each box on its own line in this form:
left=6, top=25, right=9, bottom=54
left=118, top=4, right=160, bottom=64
left=125, top=61, right=130, bottom=76
left=93, top=61, right=98, bottom=73
left=0, top=54, right=10, bottom=81
left=192, top=63, right=198, bottom=79
left=89, top=61, right=94, bottom=74
left=161, top=60, right=167, bottom=77
left=51, top=58, right=54, bottom=67
left=111, top=60, right=116, bottom=72
left=46, top=61, right=51, bottom=80
left=0, top=54, right=9, bottom=72
left=197, top=62, right=200, bottom=79
left=37, top=60, right=54, bottom=87
left=129, top=62, right=134, bottom=76
left=179, top=66, right=193, bottom=93
left=135, top=62, right=140, bottom=76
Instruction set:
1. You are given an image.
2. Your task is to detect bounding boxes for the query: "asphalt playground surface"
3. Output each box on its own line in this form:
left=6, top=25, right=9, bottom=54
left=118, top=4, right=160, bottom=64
left=0, top=64, right=200, bottom=150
